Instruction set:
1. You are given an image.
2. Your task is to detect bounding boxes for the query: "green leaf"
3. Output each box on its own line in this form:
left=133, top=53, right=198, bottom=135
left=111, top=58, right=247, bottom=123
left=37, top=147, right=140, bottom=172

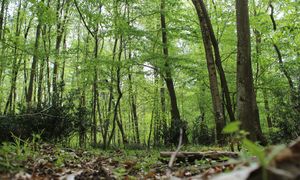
left=242, top=139, right=266, bottom=166
left=222, top=121, right=241, bottom=134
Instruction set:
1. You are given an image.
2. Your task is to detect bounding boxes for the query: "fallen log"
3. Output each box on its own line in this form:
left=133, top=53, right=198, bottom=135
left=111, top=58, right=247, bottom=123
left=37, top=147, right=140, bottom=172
left=160, top=151, right=239, bottom=162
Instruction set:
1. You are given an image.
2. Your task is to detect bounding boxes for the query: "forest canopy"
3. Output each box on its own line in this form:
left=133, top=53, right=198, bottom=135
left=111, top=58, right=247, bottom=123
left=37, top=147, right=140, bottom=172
left=0, top=0, right=299, bottom=148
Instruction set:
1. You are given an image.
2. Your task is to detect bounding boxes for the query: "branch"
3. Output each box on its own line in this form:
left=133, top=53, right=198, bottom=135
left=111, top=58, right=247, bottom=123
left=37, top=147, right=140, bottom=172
left=269, top=4, right=277, bottom=31
left=73, top=0, right=95, bottom=38
left=166, top=128, right=183, bottom=177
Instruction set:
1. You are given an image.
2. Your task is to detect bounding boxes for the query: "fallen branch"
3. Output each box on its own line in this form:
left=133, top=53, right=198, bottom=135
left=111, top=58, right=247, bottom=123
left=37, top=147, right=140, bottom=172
left=161, top=151, right=239, bottom=162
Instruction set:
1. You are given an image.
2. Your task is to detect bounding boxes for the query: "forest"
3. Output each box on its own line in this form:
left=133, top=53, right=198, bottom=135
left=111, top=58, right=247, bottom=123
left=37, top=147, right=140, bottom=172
left=0, top=0, right=299, bottom=179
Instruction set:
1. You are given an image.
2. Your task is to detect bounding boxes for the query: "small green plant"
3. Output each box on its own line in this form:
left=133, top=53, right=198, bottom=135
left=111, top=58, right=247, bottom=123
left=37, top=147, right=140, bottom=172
left=0, top=132, right=44, bottom=172
left=223, top=121, right=248, bottom=151
left=113, top=167, right=127, bottom=178
left=223, top=121, right=286, bottom=180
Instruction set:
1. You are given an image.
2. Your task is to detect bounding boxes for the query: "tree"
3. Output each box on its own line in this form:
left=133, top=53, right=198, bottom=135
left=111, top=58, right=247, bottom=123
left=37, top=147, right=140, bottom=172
left=235, top=0, right=266, bottom=144
left=160, top=0, right=188, bottom=144
left=192, top=0, right=226, bottom=144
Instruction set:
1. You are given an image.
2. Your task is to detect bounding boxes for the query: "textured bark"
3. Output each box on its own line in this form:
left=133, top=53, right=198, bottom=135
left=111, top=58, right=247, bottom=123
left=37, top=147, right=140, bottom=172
left=160, top=0, right=188, bottom=144
left=197, top=0, right=235, bottom=122
left=236, top=0, right=266, bottom=144
left=192, top=0, right=226, bottom=144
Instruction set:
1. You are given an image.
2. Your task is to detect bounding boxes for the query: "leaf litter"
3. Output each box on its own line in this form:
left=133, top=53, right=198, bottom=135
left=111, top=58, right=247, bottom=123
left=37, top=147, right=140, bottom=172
left=1, top=138, right=300, bottom=179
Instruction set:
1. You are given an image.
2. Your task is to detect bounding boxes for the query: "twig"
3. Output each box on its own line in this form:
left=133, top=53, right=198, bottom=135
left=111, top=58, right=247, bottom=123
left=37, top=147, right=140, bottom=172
left=166, top=128, right=183, bottom=177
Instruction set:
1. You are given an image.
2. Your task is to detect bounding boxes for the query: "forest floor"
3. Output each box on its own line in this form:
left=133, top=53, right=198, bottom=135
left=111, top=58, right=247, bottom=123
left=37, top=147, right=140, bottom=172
left=0, top=139, right=300, bottom=180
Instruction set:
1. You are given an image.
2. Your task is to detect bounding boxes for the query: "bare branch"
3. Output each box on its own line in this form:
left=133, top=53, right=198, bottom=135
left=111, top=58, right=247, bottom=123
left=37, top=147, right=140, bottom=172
left=73, top=0, right=95, bottom=38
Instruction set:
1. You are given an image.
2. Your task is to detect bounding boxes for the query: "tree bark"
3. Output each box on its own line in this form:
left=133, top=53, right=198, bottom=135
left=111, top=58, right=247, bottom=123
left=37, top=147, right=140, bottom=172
left=236, top=0, right=266, bottom=144
left=160, top=0, right=188, bottom=144
left=27, top=15, right=42, bottom=107
left=197, top=0, right=235, bottom=123
left=52, top=0, right=70, bottom=107
left=192, top=0, right=226, bottom=144
left=0, top=0, right=6, bottom=39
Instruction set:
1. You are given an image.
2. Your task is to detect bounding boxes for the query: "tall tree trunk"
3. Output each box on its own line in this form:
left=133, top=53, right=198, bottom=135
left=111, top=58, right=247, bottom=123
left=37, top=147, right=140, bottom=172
left=236, top=0, right=266, bottom=144
left=60, top=33, right=67, bottom=101
left=0, top=0, right=6, bottom=39
left=53, top=0, right=69, bottom=107
left=38, top=0, right=51, bottom=109
left=160, top=0, right=188, bottom=144
left=4, top=0, right=22, bottom=114
left=160, top=78, right=168, bottom=144
left=91, top=29, right=99, bottom=146
left=27, top=16, right=42, bottom=107
left=115, top=36, right=127, bottom=145
left=104, top=37, right=118, bottom=148
left=107, top=36, right=124, bottom=147
left=252, top=5, right=273, bottom=130
left=0, top=0, right=6, bottom=110
left=196, top=0, right=235, bottom=122
left=192, top=0, right=226, bottom=144
left=128, top=73, right=140, bottom=144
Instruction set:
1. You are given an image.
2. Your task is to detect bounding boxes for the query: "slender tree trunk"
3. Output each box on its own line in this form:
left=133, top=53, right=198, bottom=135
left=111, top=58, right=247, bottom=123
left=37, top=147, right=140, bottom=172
left=160, top=78, right=168, bottom=144
left=115, top=36, right=127, bottom=145
left=60, top=33, right=67, bottom=101
left=0, top=0, right=6, bottom=39
left=38, top=1, right=50, bottom=109
left=46, top=25, right=52, bottom=105
left=27, top=17, right=42, bottom=107
left=269, top=4, right=297, bottom=108
left=105, top=38, right=118, bottom=148
left=4, top=0, right=22, bottom=114
left=160, top=0, right=188, bottom=144
left=53, top=0, right=69, bottom=107
left=108, top=37, right=124, bottom=147
left=153, top=71, right=161, bottom=146
left=91, top=29, right=99, bottom=146
left=0, top=0, right=6, bottom=109
left=192, top=0, right=226, bottom=144
left=236, top=0, right=266, bottom=144
left=148, top=108, right=154, bottom=148
left=196, top=0, right=235, bottom=122
left=128, top=73, right=140, bottom=144
left=252, top=8, right=273, bottom=130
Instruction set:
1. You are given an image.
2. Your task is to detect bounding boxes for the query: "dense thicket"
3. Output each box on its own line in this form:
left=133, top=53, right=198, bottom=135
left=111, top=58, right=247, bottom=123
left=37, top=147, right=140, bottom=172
left=0, top=0, right=299, bottom=147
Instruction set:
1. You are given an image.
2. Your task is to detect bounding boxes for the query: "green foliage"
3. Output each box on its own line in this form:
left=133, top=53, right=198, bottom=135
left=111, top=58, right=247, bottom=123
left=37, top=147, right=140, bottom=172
left=191, top=116, right=215, bottom=145
left=0, top=0, right=298, bottom=149
left=0, top=133, right=41, bottom=172
left=222, top=121, right=241, bottom=134
left=0, top=104, right=76, bottom=143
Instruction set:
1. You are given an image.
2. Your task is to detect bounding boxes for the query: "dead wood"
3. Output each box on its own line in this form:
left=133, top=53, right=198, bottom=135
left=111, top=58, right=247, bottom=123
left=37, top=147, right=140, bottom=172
left=160, top=151, right=239, bottom=162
